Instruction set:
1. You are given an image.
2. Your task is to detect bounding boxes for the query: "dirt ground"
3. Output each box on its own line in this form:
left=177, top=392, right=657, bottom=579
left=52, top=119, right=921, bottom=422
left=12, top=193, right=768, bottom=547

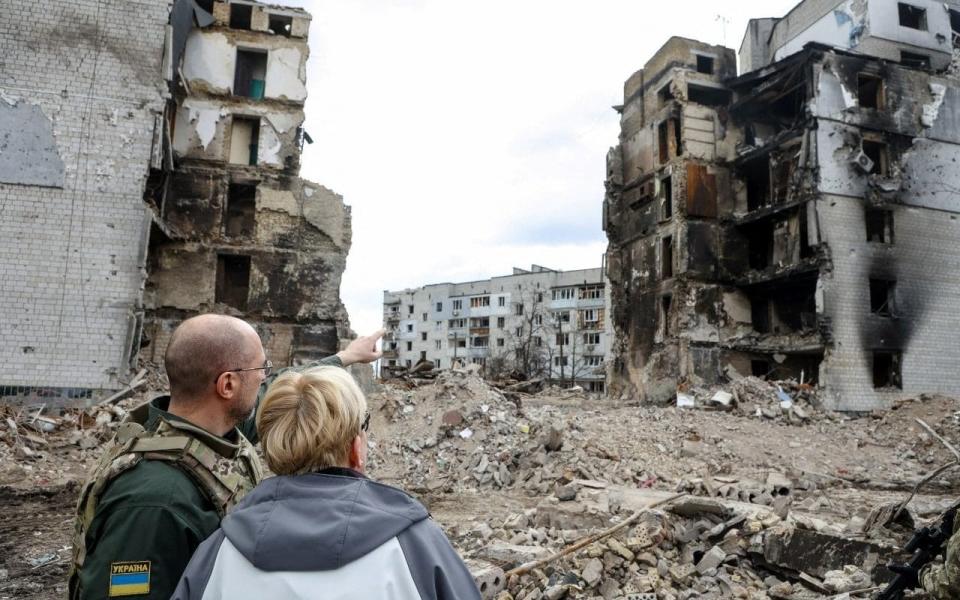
left=1, top=374, right=959, bottom=599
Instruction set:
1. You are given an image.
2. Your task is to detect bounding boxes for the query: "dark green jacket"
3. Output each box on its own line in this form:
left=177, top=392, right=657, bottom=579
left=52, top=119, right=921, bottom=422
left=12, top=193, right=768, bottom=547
left=75, top=356, right=342, bottom=600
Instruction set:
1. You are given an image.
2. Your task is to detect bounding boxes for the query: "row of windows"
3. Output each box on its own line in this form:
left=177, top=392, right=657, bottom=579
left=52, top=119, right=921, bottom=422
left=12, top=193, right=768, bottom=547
left=398, top=286, right=607, bottom=317
left=393, top=331, right=603, bottom=350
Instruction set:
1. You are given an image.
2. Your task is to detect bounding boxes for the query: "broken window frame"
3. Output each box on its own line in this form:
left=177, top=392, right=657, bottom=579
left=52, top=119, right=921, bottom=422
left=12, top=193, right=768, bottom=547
left=900, top=50, right=931, bottom=70
left=268, top=13, right=293, bottom=37
left=661, top=175, right=673, bottom=221
left=229, top=116, right=260, bottom=166
left=657, top=81, right=675, bottom=108
left=857, top=73, right=884, bottom=110
left=695, top=54, right=715, bottom=75
left=234, top=48, right=268, bottom=100
left=660, top=295, right=673, bottom=337
left=229, top=3, right=253, bottom=30
left=873, top=351, right=903, bottom=389
left=661, top=235, right=674, bottom=279
left=869, top=278, right=897, bottom=317
left=865, top=207, right=895, bottom=244
left=861, top=138, right=890, bottom=177
left=224, top=183, right=257, bottom=238
left=897, top=3, right=927, bottom=31
left=687, top=84, right=731, bottom=107
left=215, top=254, right=251, bottom=311
left=951, top=9, right=960, bottom=48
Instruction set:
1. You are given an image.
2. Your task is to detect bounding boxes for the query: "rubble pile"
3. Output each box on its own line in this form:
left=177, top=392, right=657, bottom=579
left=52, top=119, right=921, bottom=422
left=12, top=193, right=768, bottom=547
left=368, top=368, right=669, bottom=496
left=364, top=372, right=960, bottom=599
left=453, top=484, right=889, bottom=600
left=676, top=376, right=822, bottom=423
left=0, top=394, right=145, bottom=490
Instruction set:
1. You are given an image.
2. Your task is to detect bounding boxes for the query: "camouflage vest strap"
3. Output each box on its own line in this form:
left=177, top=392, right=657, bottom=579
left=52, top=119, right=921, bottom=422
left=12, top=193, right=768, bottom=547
left=137, top=419, right=263, bottom=518
left=68, top=403, right=262, bottom=600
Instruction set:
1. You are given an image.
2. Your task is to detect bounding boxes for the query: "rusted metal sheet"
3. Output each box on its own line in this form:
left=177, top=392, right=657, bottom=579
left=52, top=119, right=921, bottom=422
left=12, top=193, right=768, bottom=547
left=686, top=163, right=718, bottom=217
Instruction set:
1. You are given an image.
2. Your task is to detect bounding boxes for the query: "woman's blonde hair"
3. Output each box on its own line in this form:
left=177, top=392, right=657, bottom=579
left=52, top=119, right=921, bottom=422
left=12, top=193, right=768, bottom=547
left=256, top=366, right=368, bottom=476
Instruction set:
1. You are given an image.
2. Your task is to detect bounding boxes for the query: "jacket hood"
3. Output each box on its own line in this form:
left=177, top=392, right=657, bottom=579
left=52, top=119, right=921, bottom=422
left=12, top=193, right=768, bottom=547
left=220, top=472, right=429, bottom=571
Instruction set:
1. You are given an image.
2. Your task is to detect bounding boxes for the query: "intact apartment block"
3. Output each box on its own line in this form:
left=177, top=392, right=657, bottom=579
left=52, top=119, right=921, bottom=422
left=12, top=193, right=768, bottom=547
left=0, top=0, right=351, bottom=403
left=382, top=266, right=610, bottom=392
left=604, top=0, right=960, bottom=411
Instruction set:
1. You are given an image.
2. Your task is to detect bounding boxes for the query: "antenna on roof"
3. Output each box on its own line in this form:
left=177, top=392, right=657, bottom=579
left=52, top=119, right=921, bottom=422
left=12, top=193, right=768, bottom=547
left=715, top=14, right=731, bottom=48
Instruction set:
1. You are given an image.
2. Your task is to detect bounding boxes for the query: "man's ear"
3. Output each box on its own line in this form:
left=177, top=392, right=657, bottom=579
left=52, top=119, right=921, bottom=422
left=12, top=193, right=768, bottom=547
left=215, top=372, right=237, bottom=400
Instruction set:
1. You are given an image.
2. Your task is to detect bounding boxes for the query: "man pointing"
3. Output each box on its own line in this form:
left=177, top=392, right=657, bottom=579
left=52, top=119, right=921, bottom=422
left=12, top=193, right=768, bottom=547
left=68, top=314, right=382, bottom=600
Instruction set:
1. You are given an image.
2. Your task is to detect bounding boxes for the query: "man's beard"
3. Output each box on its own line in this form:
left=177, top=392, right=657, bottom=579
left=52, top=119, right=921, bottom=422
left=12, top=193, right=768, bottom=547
left=227, top=397, right=255, bottom=427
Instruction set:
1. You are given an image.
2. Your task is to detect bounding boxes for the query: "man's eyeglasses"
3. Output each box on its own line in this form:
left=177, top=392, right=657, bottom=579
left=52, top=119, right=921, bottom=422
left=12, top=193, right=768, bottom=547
left=360, top=411, right=371, bottom=433
left=215, top=360, right=273, bottom=382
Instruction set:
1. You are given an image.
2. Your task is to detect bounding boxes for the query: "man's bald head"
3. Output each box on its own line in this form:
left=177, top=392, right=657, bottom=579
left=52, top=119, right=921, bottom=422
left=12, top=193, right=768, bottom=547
left=164, top=315, right=263, bottom=400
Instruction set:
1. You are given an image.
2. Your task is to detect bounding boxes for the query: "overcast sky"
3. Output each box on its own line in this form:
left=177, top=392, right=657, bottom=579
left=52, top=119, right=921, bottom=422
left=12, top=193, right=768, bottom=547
left=281, top=0, right=799, bottom=336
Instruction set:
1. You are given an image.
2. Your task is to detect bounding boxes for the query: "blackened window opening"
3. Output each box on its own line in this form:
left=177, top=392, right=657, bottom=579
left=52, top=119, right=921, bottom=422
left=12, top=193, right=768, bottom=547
left=857, top=74, right=883, bottom=109
left=269, top=14, right=293, bottom=36
left=662, top=176, right=673, bottom=220
left=898, top=3, right=927, bottom=30
left=225, top=183, right=256, bottom=238
left=869, top=278, right=896, bottom=316
left=901, top=51, right=930, bottom=69
left=230, top=3, right=253, bottom=29
left=862, top=140, right=888, bottom=176
left=696, top=55, right=714, bottom=74
left=873, top=351, right=902, bottom=389
left=216, top=254, right=251, bottom=310
left=661, top=236, right=674, bottom=278
left=865, top=208, right=894, bottom=243
left=658, top=121, right=669, bottom=163
left=751, top=298, right=770, bottom=334
left=743, top=157, right=770, bottom=211
left=661, top=295, right=672, bottom=336
left=951, top=10, right=960, bottom=47
left=687, top=84, right=731, bottom=107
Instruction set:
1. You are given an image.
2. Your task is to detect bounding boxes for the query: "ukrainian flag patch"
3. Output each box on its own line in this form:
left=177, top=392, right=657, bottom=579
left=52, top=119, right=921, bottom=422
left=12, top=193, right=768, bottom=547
left=109, top=561, right=150, bottom=596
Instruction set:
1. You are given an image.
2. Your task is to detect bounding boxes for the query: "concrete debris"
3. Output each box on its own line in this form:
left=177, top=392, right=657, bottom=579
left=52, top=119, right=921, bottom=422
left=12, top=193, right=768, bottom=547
left=4, top=365, right=960, bottom=597
left=347, top=372, right=960, bottom=598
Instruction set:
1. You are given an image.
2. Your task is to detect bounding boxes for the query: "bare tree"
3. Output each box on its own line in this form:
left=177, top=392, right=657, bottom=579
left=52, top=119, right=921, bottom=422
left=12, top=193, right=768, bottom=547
left=505, top=289, right=551, bottom=379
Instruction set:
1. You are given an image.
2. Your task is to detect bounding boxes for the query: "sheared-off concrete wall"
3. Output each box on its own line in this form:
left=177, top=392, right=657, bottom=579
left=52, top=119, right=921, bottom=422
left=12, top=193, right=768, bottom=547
left=810, top=54, right=960, bottom=410
left=0, top=0, right=168, bottom=395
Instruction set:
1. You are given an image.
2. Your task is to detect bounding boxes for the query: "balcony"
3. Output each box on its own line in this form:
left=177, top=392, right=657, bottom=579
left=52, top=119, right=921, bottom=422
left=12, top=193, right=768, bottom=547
left=469, top=327, right=490, bottom=336
left=382, top=350, right=399, bottom=359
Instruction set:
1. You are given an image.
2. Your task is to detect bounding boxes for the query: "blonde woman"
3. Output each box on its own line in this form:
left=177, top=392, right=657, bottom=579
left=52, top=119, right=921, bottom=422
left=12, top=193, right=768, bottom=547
left=170, top=366, right=481, bottom=600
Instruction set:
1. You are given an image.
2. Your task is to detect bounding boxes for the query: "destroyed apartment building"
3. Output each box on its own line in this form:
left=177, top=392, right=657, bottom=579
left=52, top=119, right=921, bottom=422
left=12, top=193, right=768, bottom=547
left=604, top=0, right=960, bottom=411
left=382, top=266, right=611, bottom=391
left=0, top=0, right=351, bottom=403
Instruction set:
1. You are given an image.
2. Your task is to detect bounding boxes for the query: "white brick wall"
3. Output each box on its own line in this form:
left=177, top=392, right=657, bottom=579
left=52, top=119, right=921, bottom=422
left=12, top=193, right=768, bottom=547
left=0, top=0, right=169, bottom=391
left=817, top=196, right=960, bottom=411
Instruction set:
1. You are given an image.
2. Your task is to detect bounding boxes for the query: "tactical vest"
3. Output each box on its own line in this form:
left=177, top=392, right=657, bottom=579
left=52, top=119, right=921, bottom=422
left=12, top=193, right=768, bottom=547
left=67, top=401, right=263, bottom=600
